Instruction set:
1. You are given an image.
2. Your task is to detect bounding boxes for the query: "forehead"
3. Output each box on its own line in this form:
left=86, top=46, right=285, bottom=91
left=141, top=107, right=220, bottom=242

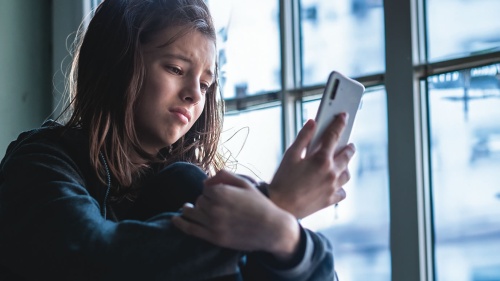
left=142, top=26, right=216, bottom=76
left=143, top=25, right=215, bottom=53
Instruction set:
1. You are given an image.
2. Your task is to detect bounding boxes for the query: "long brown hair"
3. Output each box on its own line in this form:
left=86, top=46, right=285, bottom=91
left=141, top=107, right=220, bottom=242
left=63, top=0, right=225, bottom=190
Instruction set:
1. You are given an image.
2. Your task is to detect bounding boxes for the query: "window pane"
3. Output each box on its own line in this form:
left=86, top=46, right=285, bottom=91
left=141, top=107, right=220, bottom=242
left=427, top=64, right=500, bottom=280
left=300, top=0, right=385, bottom=86
left=426, top=0, right=500, bottom=62
left=207, top=0, right=281, bottom=99
left=301, top=88, right=390, bottom=281
left=222, top=106, right=282, bottom=182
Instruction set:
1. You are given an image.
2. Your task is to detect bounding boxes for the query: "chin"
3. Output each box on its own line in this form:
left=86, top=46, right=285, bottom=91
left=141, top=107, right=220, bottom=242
left=165, top=137, right=181, bottom=148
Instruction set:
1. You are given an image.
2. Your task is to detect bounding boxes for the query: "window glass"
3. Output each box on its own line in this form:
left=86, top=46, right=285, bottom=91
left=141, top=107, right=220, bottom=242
left=300, top=0, right=385, bottom=86
left=426, top=0, right=500, bottom=62
left=221, top=106, right=282, bottom=182
left=301, top=88, right=390, bottom=281
left=427, top=64, right=500, bottom=280
left=206, top=0, right=281, bottom=99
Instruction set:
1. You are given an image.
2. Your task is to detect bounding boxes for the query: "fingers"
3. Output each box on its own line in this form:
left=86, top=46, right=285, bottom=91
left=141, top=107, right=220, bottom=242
left=332, top=144, right=354, bottom=202
left=319, top=113, right=348, bottom=155
left=334, top=143, right=356, bottom=171
left=172, top=204, right=200, bottom=231
left=330, top=149, right=353, bottom=206
left=331, top=187, right=347, bottom=204
left=178, top=202, right=210, bottom=228
left=285, top=119, right=316, bottom=159
left=337, top=169, right=351, bottom=187
left=178, top=183, right=252, bottom=228
left=172, top=211, right=212, bottom=240
left=204, top=170, right=252, bottom=192
left=173, top=199, right=222, bottom=239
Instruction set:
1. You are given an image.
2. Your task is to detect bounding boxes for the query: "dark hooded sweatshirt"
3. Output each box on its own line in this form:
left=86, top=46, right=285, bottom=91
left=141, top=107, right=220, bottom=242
left=0, top=121, right=336, bottom=281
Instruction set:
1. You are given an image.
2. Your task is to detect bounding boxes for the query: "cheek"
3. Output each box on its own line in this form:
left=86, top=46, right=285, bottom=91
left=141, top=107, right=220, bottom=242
left=193, top=97, right=207, bottom=121
left=148, top=72, right=166, bottom=93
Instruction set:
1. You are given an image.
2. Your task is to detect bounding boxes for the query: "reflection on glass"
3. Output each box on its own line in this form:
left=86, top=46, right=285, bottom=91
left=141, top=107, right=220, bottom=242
left=427, top=64, right=500, bottom=281
left=206, top=0, right=281, bottom=99
left=301, top=88, right=390, bottom=281
left=426, top=0, right=500, bottom=62
left=221, top=106, right=282, bottom=182
left=300, top=0, right=385, bottom=86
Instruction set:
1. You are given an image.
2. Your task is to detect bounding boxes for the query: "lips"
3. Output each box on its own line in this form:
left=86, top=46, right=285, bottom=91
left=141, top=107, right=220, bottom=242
left=169, top=107, right=192, bottom=123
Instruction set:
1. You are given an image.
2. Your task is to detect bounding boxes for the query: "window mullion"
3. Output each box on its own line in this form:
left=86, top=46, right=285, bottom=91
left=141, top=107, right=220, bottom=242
left=384, top=0, right=427, bottom=280
left=279, top=0, right=300, bottom=152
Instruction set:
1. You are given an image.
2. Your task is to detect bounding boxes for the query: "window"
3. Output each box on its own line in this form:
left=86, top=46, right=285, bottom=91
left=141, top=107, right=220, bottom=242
left=222, top=105, right=282, bottom=182
left=208, top=0, right=282, bottom=181
left=301, top=0, right=385, bottom=85
left=426, top=0, right=500, bottom=62
left=427, top=64, right=500, bottom=280
left=206, top=0, right=500, bottom=280
left=209, top=0, right=281, bottom=99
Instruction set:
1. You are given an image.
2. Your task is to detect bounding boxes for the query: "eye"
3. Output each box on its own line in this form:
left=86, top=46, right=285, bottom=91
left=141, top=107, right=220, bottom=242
left=200, top=82, right=211, bottom=94
left=165, top=65, right=183, bottom=75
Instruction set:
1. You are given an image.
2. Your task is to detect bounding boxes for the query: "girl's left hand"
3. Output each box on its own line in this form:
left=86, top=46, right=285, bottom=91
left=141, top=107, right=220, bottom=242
left=172, top=170, right=300, bottom=262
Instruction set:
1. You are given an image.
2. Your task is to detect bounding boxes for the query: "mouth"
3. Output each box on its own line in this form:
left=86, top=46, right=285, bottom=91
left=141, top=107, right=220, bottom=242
left=169, top=107, right=192, bottom=124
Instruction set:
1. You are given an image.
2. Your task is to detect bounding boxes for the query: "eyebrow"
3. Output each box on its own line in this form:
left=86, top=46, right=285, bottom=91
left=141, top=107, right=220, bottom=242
left=160, top=52, right=215, bottom=82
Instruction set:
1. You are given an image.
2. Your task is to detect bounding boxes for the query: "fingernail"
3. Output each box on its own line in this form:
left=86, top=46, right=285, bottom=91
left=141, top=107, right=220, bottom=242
left=178, top=202, right=194, bottom=213
left=338, top=112, right=348, bottom=121
left=305, top=119, right=315, bottom=127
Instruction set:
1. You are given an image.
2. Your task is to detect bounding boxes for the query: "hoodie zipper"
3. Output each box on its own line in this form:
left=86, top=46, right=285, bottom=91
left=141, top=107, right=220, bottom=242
left=99, top=152, right=111, bottom=219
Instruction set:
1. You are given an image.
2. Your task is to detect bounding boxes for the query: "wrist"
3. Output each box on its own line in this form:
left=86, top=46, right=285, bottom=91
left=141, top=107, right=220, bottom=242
left=267, top=210, right=301, bottom=262
left=267, top=182, right=287, bottom=211
left=267, top=183, right=299, bottom=218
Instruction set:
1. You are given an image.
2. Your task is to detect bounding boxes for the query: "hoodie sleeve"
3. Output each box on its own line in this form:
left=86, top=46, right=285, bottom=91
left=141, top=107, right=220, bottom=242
left=0, top=138, right=241, bottom=281
left=244, top=227, right=335, bottom=281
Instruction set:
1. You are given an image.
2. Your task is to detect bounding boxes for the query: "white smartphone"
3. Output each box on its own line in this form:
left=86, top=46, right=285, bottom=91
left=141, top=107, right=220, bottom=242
left=306, top=71, right=365, bottom=156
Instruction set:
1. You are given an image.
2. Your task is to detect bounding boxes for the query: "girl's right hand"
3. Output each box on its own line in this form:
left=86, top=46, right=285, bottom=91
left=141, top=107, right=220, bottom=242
left=172, top=170, right=301, bottom=262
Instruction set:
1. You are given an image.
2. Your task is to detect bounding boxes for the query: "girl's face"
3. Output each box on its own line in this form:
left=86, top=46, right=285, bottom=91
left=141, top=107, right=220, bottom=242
left=135, top=26, right=216, bottom=154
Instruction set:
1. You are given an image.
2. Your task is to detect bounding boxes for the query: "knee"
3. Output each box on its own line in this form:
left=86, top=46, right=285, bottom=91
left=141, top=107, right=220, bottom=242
left=161, top=162, right=208, bottom=181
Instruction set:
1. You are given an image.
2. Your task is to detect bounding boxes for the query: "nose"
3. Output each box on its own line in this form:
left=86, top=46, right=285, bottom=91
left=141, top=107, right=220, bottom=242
left=180, top=78, right=202, bottom=104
